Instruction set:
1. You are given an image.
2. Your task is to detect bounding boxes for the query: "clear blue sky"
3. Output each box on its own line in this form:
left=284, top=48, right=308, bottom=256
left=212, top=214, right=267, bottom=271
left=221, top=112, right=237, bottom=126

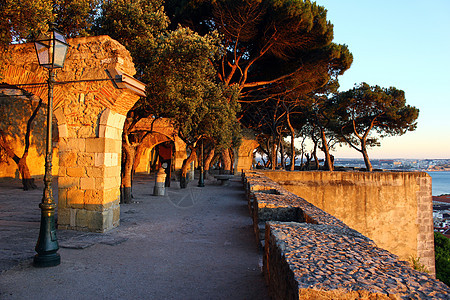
left=311, top=0, right=450, bottom=159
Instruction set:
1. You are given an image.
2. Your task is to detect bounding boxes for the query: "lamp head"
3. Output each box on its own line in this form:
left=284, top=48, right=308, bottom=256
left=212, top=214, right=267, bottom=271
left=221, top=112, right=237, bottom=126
left=34, top=27, right=69, bottom=69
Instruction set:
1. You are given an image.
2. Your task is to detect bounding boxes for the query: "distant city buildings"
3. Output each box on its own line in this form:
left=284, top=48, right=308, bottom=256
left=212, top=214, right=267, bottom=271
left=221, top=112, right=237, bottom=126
left=334, top=158, right=450, bottom=171
left=433, top=196, right=450, bottom=238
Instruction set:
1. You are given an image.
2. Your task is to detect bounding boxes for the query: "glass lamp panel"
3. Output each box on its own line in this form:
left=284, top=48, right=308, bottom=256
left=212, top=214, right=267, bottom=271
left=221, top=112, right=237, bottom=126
left=54, top=31, right=67, bottom=44
left=35, top=42, right=51, bottom=66
left=53, top=39, right=68, bottom=68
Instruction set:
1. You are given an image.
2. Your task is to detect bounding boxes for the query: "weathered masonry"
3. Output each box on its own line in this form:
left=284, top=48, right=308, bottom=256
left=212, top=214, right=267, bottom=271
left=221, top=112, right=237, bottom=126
left=260, top=170, right=435, bottom=274
left=2, top=36, right=145, bottom=232
left=243, top=171, right=449, bottom=299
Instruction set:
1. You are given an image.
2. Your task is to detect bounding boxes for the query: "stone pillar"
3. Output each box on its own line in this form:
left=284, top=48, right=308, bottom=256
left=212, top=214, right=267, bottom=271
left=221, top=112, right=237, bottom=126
left=416, top=175, right=436, bottom=276
left=173, top=136, right=187, bottom=172
left=57, top=108, right=124, bottom=232
left=235, top=138, right=259, bottom=174
left=153, top=168, right=167, bottom=196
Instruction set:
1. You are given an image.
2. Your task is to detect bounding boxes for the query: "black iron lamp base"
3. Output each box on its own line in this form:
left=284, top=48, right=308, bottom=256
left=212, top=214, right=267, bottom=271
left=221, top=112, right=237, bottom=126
left=33, top=252, right=60, bottom=268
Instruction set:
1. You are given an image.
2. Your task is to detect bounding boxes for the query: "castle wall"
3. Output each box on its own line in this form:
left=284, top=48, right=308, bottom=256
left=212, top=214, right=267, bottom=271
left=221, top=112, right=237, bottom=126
left=261, top=170, right=435, bottom=274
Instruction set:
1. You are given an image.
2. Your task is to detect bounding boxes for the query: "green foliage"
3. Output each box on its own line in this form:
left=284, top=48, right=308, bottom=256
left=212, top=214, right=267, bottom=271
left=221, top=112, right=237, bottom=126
left=409, top=256, right=429, bottom=274
left=94, top=0, right=169, bottom=74
left=54, top=0, right=100, bottom=37
left=331, top=82, right=419, bottom=170
left=0, top=0, right=99, bottom=79
left=142, top=27, right=240, bottom=148
left=166, top=0, right=353, bottom=99
left=435, top=232, right=450, bottom=286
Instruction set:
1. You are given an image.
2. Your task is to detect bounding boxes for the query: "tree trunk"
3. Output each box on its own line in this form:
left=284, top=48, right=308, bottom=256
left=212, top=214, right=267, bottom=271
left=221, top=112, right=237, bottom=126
left=286, top=112, right=296, bottom=171
left=361, top=144, right=373, bottom=172
left=279, top=140, right=285, bottom=169
left=0, top=130, right=36, bottom=190
left=320, top=128, right=334, bottom=171
left=121, top=142, right=136, bottom=203
left=133, top=143, right=146, bottom=173
left=180, top=148, right=197, bottom=188
left=18, top=154, right=37, bottom=190
left=312, top=149, right=319, bottom=170
left=290, top=134, right=295, bottom=171
left=271, top=135, right=277, bottom=170
left=204, top=147, right=215, bottom=177
left=221, top=149, right=232, bottom=174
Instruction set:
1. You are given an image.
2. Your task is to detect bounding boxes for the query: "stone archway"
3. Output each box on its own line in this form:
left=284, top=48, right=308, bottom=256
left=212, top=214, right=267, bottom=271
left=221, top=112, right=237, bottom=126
left=2, top=36, right=145, bottom=232
left=234, top=137, right=259, bottom=174
left=132, top=118, right=187, bottom=174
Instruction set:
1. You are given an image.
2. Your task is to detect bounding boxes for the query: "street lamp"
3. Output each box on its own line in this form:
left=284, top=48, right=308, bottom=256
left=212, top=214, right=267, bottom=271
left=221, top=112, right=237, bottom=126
left=33, top=27, right=69, bottom=267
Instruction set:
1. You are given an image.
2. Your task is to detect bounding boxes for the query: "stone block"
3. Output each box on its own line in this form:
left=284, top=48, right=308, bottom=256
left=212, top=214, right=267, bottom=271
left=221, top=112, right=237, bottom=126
left=59, top=151, right=77, bottom=166
left=57, top=209, right=70, bottom=226
left=58, top=124, right=68, bottom=138
left=70, top=208, right=77, bottom=227
left=104, top=166, right=120, bottom=178
left=58, top=176, right=79, bottom=189
left=103, top=176, right=120, bottom=190
left=66, top=167, right=86, bottom=178
left=85, top=138, right=106, bottom=153
left=58, top=188, right=68, bottom=208
left=104, top=126, right=121, bottom=140
left=53, top=107, right=66, bottom=125
left=67, top=189, right=85, bottom=208
left=86, top=166, right=105, bottom=178
left=80, top=177, right=96, bottom=190
left=104, top=188, right=120, bottom=204
left=95, top=177, right=104, bottom=190
left=113, top=204, right=120, bottom=225
left=58, top=166, right=67, bottom=177
left=105, top=139, right=122, bottom=153
left=102, top=210, right=114, bottom=231
left=77, top=153, right=95, bottom=167
left=84, top=189, right=105, bottom=209
left=99, top=108, right=113, bottom=126
left=94, top=153, right=105, bottom=167
left=67, top=138, right=86, bottom=152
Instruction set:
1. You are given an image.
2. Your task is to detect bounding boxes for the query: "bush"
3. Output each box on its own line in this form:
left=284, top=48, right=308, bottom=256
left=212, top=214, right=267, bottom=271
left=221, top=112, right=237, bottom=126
left=434, top=232, right=450, bottom=286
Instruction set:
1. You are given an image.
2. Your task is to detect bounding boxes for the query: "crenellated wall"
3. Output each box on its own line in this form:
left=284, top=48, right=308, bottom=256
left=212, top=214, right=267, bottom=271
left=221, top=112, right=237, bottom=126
left=260, top=170, right=435, bottom=275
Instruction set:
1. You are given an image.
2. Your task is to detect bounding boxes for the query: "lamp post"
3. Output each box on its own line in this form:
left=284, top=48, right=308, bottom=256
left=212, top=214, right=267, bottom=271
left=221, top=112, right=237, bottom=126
left=33, top=27, right=69, bottom=267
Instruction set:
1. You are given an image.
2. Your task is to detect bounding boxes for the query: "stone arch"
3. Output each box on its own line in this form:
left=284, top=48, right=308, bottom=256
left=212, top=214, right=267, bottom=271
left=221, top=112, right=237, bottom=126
left=132, top=118, right=187, bottom=173
left=1, top=36, right=145, bottom=232
left=235, top=137, right=259, bottom=173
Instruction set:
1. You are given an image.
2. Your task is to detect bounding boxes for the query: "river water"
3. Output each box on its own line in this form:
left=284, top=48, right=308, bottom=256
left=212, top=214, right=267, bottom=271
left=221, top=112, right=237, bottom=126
left=426, top=171, right=450, bottom=196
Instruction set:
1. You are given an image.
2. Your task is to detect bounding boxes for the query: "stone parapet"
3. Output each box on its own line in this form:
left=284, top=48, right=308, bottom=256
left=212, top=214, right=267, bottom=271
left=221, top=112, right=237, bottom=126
left=243, top=171, right=355, bottom=247
left=260, top=170, right=435, bottom=275
left=265, top=222, right=449, bottom=300
left=242, top=171, right=448, bottom=299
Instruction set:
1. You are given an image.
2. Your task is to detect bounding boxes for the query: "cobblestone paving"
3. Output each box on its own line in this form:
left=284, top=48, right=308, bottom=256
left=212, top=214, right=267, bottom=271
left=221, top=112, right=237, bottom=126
left=269, top=222, right=450, bottom=299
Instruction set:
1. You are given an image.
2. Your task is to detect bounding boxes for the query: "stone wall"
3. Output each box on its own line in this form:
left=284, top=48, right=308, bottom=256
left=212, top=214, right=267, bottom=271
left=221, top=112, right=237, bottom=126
left=261, top=170, right=435, bottom=274
left=234, top=137, right=258, bottom=174
left=243, top=171, right=449, bottom=299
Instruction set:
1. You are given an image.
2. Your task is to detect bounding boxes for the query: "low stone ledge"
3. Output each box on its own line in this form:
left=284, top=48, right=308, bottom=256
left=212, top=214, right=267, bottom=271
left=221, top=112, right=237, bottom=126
left=243, top=171, right=356, bottom=247
left=265, top=222, right=450, bottom=300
